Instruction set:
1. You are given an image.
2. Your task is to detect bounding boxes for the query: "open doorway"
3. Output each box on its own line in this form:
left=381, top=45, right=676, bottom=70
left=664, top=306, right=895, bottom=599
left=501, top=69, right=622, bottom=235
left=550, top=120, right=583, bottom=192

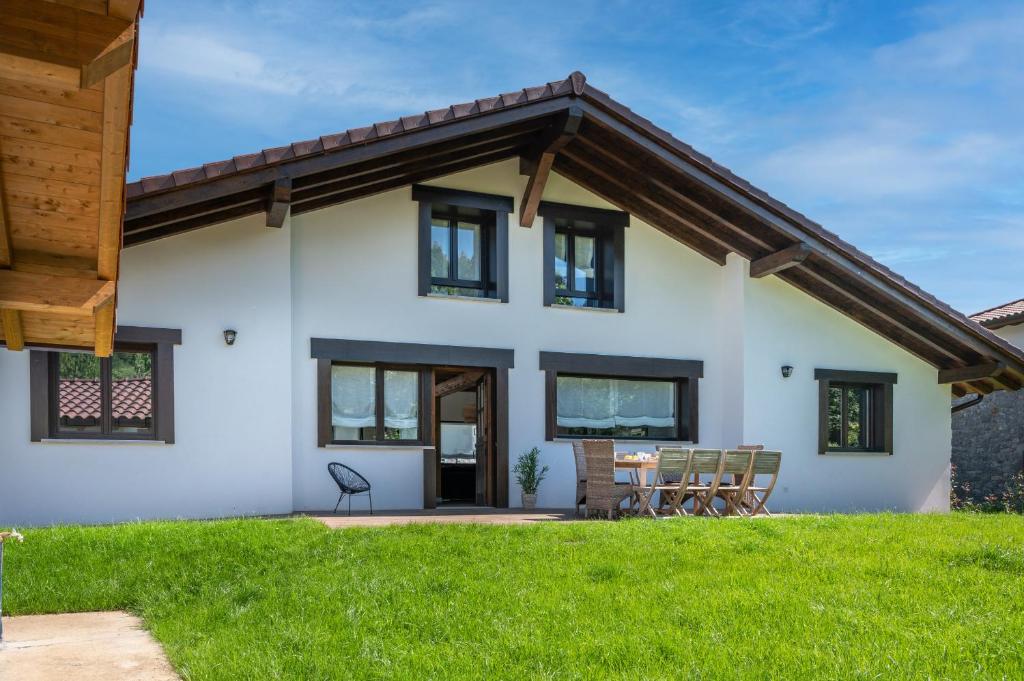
left=433, top=367, right=496, bottom=506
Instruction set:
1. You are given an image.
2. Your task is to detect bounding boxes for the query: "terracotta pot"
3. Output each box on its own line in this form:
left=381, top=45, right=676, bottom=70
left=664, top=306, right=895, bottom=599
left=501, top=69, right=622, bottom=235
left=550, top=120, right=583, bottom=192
left=522, top=493, right=537, bottom=510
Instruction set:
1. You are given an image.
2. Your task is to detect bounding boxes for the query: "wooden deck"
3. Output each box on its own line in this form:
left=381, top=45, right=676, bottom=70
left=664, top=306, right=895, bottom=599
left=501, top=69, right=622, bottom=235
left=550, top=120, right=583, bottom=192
left=309, top=508, right=577, bottom=528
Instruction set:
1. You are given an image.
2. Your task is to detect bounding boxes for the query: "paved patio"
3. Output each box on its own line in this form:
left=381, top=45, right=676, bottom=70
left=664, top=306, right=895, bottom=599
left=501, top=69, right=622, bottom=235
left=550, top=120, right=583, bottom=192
left=0, top=611, right=178, bottom=680
left=310, top=507, right=577, bottom=528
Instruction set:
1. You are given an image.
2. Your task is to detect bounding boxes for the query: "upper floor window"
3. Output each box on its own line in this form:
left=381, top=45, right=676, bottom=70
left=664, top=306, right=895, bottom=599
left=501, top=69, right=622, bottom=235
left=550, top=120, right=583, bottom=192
left=815, top=369, right=896, bottom=455
left=413, top=184, right=511, bottom=302
left=30, top=327, right=181, bottom=443
left=540, top=201, right=628, bottom=311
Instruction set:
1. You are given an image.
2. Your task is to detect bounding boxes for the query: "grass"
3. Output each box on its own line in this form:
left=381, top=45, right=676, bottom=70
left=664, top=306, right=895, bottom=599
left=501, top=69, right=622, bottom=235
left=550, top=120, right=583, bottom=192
left=4, top=514, right=1024, bottom=680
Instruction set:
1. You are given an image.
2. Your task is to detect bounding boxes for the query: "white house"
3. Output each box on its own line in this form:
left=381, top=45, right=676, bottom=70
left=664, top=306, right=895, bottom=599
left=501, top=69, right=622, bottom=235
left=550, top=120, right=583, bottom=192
left=3, top=72, right=1023, bottom=526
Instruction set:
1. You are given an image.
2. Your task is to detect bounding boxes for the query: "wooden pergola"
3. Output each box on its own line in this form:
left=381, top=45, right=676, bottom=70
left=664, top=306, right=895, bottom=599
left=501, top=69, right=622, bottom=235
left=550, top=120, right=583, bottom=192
left=0, top=0, right=142, bottom=356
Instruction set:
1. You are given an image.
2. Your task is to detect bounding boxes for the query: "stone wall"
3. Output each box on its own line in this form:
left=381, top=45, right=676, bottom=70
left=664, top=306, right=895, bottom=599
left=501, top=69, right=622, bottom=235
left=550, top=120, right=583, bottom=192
left=952, top=390, right=1024, bottom=500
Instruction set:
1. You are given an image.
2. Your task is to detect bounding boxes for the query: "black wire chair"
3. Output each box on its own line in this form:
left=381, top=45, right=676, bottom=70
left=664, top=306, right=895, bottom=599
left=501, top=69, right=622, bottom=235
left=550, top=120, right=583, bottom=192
left=327, top=462, right=373, bottom=515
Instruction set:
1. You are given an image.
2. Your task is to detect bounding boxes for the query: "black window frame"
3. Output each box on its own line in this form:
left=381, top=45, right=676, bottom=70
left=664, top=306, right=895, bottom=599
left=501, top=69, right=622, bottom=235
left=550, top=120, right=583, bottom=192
left=324, top=361, right=428, bottom=446
left=540, top=351, right=701, bottom=443
left=428, top=209, right=492, bottom=293
left=540, top=201, right=628, bottom=312
left=30, top=326, right=181, bottom=443
left=413, top=184, right=511, bottom=302
left=815, top=369, right=896, bottom=455
left=554, top=226, right=604, bottom=303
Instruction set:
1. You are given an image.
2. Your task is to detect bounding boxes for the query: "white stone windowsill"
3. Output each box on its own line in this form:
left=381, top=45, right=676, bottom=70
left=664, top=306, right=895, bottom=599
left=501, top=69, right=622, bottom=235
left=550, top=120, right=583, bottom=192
left=549, top=303, right=620, bottom=314
left=39, top=439, right=167, bottom=446
left=325, top=444, right=434, bottom=452
left=426, top=293, right=502, bottom=304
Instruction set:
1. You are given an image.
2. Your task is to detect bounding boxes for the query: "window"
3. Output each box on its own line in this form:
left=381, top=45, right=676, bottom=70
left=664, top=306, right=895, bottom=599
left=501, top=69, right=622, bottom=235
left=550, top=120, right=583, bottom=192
left=815, top=369, right=896, bottom=454
left=540, top=351, right=702, bottom=442
left=414, top=184, right=511, bottom=302
left=328, top=364, right=422, bottom=444
left=30, top=327, right=181, bottom=443
left=541, top=201, right=627, bottom=311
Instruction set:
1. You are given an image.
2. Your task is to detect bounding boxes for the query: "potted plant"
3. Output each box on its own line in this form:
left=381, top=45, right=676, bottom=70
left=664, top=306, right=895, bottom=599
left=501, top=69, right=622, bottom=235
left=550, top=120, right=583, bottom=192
left=513, top=447, right=549, bottom=510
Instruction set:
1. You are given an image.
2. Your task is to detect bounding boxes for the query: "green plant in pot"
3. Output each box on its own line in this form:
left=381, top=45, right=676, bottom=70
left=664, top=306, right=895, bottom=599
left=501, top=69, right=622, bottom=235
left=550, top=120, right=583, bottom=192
left=513, top=447, right=549, bottom=510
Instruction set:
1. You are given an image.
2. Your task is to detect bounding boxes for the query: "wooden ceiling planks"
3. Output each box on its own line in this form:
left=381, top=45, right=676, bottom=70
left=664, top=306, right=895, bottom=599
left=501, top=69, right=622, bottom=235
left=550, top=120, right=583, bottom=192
left=0, top=0, right=141, bottom=355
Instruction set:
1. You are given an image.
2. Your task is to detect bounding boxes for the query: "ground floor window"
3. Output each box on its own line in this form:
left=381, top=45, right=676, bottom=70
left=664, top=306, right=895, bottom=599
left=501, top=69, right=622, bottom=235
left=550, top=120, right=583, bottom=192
left=555, top=375, right=679, bottom=440
left=540, top=351, right=702, bottom=442
left=330, top=364, right=421, bottom=444
left=29, top=327, right=181, bottom=443
left=815, top=369, right=896, bottom=454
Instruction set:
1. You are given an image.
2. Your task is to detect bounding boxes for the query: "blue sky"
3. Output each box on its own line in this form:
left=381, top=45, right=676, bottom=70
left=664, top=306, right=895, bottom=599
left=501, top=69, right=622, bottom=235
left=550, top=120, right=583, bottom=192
left=129, top=0, right=1023, bottom=315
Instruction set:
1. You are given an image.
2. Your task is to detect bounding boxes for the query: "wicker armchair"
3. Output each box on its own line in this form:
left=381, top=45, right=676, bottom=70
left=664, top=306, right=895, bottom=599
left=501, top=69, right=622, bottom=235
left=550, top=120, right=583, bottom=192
left=327, top=462, right=373, bottom=515
left=582, top=440, right=634, bottom=519
left=572, top=440, right=587, bottom=517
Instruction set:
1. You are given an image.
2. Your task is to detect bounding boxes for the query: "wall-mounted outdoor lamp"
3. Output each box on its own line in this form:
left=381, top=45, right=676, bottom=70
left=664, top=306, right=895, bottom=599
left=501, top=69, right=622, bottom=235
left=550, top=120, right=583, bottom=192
left=223, top=329, right=237, bottom=346
left=781, top=365, right=793, bottom=378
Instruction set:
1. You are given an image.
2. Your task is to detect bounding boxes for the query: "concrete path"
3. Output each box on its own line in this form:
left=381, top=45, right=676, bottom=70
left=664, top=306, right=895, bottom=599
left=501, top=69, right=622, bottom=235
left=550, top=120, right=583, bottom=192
left=0, top=611, right=179, bottom=681
left=312, top=507, right=577, bottom=528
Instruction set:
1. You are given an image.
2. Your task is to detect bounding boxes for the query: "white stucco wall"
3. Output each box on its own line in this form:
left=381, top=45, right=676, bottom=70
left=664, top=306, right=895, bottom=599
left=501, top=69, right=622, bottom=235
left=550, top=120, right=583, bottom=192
left=0, top=157, right=954, bottom=524
left=741, top=266, right=950, bottom=512
left=995, top=322, right=1024, bottom=349
left=288, top=159, right=732, bottom=511
left=0, top=215, right=294, bottom=526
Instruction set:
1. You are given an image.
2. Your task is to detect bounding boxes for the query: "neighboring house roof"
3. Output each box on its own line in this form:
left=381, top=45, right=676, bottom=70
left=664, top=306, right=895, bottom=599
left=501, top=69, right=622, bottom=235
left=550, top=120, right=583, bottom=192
left=59, top=378, right=152, bottom=422
left=122, top=71, right=1024, bottom=397
left=972, top=299, right=1024, bottom=330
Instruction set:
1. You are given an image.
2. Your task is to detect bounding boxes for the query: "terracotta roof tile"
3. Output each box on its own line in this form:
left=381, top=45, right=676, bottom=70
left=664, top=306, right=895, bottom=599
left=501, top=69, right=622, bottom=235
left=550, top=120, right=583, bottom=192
left=972, top=299, right=1024, bottom=327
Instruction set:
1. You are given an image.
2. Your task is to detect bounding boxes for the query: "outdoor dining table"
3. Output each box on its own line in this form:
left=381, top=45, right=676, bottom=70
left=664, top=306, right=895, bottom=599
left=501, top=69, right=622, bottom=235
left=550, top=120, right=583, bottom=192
left=614, top=452, right=659, bottom=488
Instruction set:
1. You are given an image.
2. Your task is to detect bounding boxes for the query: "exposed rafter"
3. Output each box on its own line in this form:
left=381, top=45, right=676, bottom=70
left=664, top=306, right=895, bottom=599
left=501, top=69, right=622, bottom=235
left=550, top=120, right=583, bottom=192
left=750, top=243, right=812, bottom=278
left=518, top=106, right=583, bottom=227
left=0, top=309, right=23, bottom=351
left=266, top=177, right=292, bottom=228
left=938, top=362, right=1005, bottom=385
left=435, top=369, right=486, bottom=398
left=81, top=33, right=135, bottom=88
left=0, top=270, right=115, bottom=315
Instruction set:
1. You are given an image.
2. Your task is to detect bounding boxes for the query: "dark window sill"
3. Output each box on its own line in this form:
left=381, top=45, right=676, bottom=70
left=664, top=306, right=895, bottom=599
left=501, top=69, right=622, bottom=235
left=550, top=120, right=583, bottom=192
left=324, top=443, right=432, bottom=451
left=39, top=438, right=167, bottom=445
left=821, top=450, right=891, bottom=457
left=549, top=303, right=620, bottom=314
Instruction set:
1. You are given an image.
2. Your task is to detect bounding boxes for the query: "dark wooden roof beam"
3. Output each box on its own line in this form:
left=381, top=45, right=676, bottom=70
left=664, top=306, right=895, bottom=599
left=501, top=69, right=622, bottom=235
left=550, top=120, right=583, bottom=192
left=558, top=147, right=761, bottom=258
left=575, top=101, right=1024, bottom=374
left=553, top=155, right=729, bottom=264
left=124, top=200, right=267, bottom=247
left=518, top=106, right=583, bottom=227
left=290, top=145, right=523, bottom=217
left=750, top=243, right=812, bottom=278
left=126, top=99, right=576, bottom=220
left=569, top=132, right=774, bottom=251
left=293, top=121, right=545, bottom=194
left=266, top=177, right=291, bottom=228
left=938, top=361, right=1005, bottom=384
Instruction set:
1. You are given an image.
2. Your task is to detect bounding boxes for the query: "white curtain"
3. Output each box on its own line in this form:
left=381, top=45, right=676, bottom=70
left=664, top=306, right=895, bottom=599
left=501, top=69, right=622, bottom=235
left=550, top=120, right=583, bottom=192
left=556, top=376, right=675, bottom=429
left=332, top=365, right=376, bottom=428
left=384, top=370, right=418, bottom=430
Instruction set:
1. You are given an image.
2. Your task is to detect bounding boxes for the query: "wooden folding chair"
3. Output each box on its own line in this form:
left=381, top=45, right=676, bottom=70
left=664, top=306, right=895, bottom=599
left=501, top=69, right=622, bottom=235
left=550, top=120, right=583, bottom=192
left=714, top=450, right=755, bottom=516
left=637, top=448, right=692, bottom=517
left=685, top=449, right=724, bottom=516
left=746, top=450, right=782, bottom=516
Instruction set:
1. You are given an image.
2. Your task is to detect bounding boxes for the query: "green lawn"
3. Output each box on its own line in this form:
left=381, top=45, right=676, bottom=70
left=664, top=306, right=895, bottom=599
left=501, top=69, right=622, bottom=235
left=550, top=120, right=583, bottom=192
left=4, top=514, right=1024, bottom=680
